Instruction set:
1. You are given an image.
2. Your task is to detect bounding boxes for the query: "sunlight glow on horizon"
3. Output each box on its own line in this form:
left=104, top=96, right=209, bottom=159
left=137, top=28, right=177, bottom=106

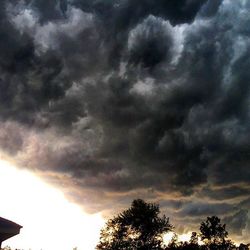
left=164, top=232, right=199, bottom=245
left=178, top=232, right=192, bottom=242
left=0, top=159, right=105, bottom=250
left=163, top=232, right=176, bottom=244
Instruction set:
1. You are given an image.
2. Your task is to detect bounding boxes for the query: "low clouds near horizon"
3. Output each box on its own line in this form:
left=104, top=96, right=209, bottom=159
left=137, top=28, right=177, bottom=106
left=0, top=0, right=249, bottom=243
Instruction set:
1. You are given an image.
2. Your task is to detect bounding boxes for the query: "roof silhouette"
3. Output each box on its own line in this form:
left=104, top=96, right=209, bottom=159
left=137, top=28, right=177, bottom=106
left=0, top=217, right=22, bottom=247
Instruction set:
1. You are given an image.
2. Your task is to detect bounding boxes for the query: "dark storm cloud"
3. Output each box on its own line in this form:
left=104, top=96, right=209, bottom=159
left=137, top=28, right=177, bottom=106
left=177, top=201, right=236, bottom=218
left=69, top=0, right=209, bottom=68
left=70, top=0, right=208, bottom=29
left=127, top=15, right=174, bottom=68
left=224, top=209, right=248, bottom=235
left=0, top=0, right=249, bottom=242
left=198, top=0, right=222, bottom=18
left=9, top=0, right=68, bottom=22
left=0, top=2, right=73, bottom=124
left=200, top=186, right=250, bottom=201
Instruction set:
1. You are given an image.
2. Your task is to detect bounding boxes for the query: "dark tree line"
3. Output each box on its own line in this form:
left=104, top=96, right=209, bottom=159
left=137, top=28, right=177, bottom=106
left=96, top=199, right=249, bottom=250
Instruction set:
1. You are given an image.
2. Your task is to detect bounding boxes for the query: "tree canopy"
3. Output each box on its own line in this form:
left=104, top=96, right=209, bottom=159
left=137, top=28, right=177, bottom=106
left=96, top=199, right=173, bottom=250
left=200, top=216, right=228, bottom=245
left=96, top=199, right=249, bottom=250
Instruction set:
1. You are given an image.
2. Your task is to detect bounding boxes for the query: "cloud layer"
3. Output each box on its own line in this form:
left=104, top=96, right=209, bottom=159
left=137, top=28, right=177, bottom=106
left=0, top=0, right=249, bottom=242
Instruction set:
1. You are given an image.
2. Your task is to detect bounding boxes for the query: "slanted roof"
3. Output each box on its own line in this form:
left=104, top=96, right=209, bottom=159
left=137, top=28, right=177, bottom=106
left=0, top=217, right=22, bottom=243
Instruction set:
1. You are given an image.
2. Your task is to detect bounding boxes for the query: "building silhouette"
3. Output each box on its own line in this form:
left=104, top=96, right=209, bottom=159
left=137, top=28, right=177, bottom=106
left=0, top=217, right=22, bottom=248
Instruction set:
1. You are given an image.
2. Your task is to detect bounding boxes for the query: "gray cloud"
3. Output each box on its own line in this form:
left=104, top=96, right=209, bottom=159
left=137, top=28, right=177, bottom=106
left=127, top=15, right=174, bottom=68
left=0, top=0, right=249, bottom=243
left=225, top=209, right=249, bottom=235
left=200, top=186, right=250, bottom=201
left=176, top=201, right=236, bottom=218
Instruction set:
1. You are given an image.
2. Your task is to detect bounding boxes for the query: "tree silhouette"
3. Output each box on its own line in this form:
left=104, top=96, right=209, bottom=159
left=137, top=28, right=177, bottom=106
left=200, top=216, right=228, bottom=249
left=96, top=200, right=245, bottom=250
left=189, top=232, right=199, bottom=245
left=96, top=199, right=173, bottom=250
left=167, top=233, right=179, bottom=249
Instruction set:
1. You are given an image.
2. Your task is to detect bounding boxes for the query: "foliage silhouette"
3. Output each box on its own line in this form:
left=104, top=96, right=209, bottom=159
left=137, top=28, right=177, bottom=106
left=200, top=216, right=228, bottom=248
left=96, top=199, right=173, bottom=250
left=96, top=199, right=249, bottom=250
left=190, top=232, right=199, bottom=245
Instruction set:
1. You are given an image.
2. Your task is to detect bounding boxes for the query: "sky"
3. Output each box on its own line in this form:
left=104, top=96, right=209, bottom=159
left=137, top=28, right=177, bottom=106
left=0, top=159, right=104, bottom=250
left=0, top=0, right=249, bottom=247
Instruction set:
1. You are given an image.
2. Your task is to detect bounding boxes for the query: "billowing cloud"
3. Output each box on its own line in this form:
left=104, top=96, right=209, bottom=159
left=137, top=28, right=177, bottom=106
left=225, top=209, right=248, bottom=235
left=0, top=0, right=249, bottom=243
